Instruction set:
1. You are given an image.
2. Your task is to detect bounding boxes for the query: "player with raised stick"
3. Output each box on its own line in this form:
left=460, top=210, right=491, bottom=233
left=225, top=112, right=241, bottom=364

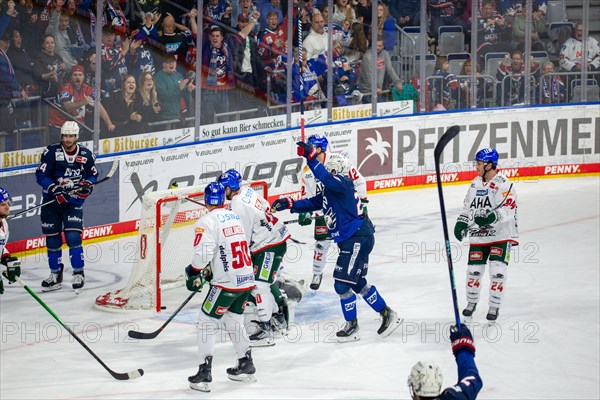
left=272, top=141, right=400, bottom=342
left=217, top=169, right=291, bottom=346
left=453, top=148, right=518, bottom=322
left=298, top=134, right=367, bottom=291
left=185, top=182, right=257, bottom=392
left=0, top=188, right=22, bottom=295
left=36, top=121, right=98, bottom=293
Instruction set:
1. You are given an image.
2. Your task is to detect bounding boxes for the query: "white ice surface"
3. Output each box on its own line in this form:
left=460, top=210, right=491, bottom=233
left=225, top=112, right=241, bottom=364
left=1, top=176, right=599, bottom=399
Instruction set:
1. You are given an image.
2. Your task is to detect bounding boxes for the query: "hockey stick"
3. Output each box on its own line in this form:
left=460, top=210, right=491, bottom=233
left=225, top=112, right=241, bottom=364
left=15, top=277, right=143, bottom=380
left=128, top=291, right=198, bottom=340
left=433, top=125, right=462, bottom=329
left=297, top=2, right=305, bottom=142
left=7, top=160, right=119, bottom=221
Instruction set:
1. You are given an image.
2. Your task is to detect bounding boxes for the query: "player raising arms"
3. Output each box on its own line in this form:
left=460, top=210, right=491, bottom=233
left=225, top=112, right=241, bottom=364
left=273, top=142, right=400, bottom=342
left=298, top=134, right=367, bottom=290
left=217, top=169, right=291, bottom=346
left=454, top=148, right=518, bottom=321
left=0, top=188, right=22, bottom=295
left=185, top=182, right=257, bottom=392
left=36, top=121, right=98, bottom=292
left=407, top=324, right=483, bottom=399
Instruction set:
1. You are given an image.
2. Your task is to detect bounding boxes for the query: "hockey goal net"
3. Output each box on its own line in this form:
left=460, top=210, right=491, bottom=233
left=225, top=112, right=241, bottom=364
left=95, top=181, right=268, bottom=312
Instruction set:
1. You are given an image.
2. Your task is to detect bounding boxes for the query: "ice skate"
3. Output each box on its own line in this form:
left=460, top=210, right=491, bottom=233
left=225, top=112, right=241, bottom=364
left=41, top=264, right=64, bottom=292
left=462, top=302, right=477, bottom=317
left=188, top=356, right=212, bottom=392
left=336, top=319, right=360, bottom=343
left=249, top=322, right=275, bottom=347
left=227, top=350, right=257, bottom=382
left=377, top=306, right=402, bottom=337
left=72, top=270, right=85, bottom=294
left=310, top=273, right=323, bottom=290
left=486, top=307, right=499, bottom=321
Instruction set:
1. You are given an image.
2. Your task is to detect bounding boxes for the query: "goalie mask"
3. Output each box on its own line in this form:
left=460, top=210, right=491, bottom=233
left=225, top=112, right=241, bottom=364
left=324, top=153, right=351, bottom=176
left=61, top=121, right=80, bottom=138
left=407, top=361, right=443, bottom=398
left=204, top=182, right=226, bottom=206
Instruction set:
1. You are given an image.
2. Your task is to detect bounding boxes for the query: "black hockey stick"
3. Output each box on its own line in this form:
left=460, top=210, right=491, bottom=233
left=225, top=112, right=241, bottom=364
left=434, top=125, right=462, bottom=328
left=283, top=216, right=315, bottom=225
left=7, top=160, right=119, bottom=221
left=128, top=291, right=198, bottom=340
left=15, top=277, right=143, bottom=380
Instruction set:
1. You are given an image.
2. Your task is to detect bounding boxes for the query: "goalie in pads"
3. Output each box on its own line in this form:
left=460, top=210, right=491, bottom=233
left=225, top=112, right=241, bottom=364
left=185, top=182, right=257, bottom=392
left=453, top=148, right=519, bottom=322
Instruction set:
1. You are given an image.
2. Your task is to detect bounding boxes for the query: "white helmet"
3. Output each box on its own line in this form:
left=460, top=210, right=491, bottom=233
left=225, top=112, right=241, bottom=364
left=324, top=153, right=351, bottom=176
left=407, top=361, right=443, bottom=398
left=61, top=121, right=80, bottom=138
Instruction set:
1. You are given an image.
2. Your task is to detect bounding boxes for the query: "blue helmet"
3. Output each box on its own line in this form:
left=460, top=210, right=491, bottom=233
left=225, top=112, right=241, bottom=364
left=0, top=187, right=10, bottom=204
left=307, top=134, right=328, bottom=152
left=475, top=148, right=499, bottom=167
left=204, top=182, right=226, bottom=206
left=217, top=169, right=241, bottom=191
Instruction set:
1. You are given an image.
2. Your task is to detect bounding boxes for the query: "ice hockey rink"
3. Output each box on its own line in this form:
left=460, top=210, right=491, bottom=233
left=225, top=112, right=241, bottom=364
left=1, top=175, right=598, bottom=399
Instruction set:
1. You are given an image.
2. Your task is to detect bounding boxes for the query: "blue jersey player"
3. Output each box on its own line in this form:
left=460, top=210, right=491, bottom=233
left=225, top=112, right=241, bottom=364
left=36, top=121, right=98, bottom=292
left=407, top=324, right=482, bottom=400
left=272, top=141, right=401, bottom=342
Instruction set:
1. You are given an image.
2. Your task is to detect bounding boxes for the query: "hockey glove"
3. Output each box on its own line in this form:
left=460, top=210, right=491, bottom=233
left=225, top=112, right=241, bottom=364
left=296, top=141, right=318, bottom=161
left=185, top=265, right=206, bottom=292
left=74, top=180, right=94, bottom=200
left=361, top=199, right=369, bottom=215
left=474, top=211, right=499, bottom=227
left=454, top=215, right=469, bottom=241
left=48, top=184, right=70, bottom=204
left=298, top=212, right=312, bottom=226
left=450, top=324, right=475, bottom=356
left=1, top=255, right=21, bottom=284
left=272, top=197, right=294, bottom=212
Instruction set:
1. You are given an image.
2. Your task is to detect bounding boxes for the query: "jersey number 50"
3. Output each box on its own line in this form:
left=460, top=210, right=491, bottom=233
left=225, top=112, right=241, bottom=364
left=231, top=241, right=252, bottom=269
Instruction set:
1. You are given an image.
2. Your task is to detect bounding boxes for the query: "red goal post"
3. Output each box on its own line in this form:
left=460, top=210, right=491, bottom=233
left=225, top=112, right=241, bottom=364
left=95, top=181, right=268, bottom=312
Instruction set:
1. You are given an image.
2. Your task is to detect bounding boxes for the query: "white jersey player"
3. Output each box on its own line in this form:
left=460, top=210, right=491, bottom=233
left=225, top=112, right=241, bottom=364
left=299, top=134, right=367, bottom=290
left=454, top=148, right=519, bottom=322
left=0, top=188, right=21, bottom=295
left=185, top=182, right=256, bottom=392
left=218, top=169, right=291, bottom=346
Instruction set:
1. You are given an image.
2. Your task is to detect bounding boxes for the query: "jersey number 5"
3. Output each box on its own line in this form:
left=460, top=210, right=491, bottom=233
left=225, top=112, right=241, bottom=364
left=231, top=241, right=252, bottom=269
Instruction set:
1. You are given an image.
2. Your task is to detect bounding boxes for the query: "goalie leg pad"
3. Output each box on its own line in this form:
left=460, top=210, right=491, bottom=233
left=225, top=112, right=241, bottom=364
left=488, top=260, right=508, bottom=308
left=465, top=264, right=485, bottom=304
left=46, top=234, right=64, bottom=272
left=65, top=230, right=84, bottom=270
left=312, top=240, right=331, bottom=275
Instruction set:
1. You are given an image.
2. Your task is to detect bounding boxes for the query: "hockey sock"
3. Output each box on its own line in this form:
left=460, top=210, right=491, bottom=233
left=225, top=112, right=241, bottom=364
left=466, top=264, right=485, bottom=304
left=359, top=284, right=387, bottom=313
left=196, top=312, right=218, bottom=362
left=312, top=240, right=331, bottom=275
left=270, top=283, right=284, bottom=307
left=488, top=260, right=508, bottom=308
left=339, top=291, right=357, bottom=321
left=65, top=231, right=84, bottom=270
left=251, top=282, right=274, bottom=322
left=46, top=234, right=63, bottom=272
left=222, top=312, right=250, bottom=359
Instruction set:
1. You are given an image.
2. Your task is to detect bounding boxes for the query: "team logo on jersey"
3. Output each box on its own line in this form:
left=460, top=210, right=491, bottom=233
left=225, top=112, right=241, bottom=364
left=490, top=247, right=503, bottom=257
left=469, top=251, right=483, bottom=261
left=55, top=152, right=65, bottom=161
left=357, top=126, right=393, bottom=177
left=476, top=189, right=488, bottom=196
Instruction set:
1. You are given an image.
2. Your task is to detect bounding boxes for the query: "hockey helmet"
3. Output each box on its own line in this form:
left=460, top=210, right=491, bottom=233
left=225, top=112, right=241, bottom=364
left=407, top=361, right=443, bottom=397
left=307, top=134, right=328, bottom=152
left=61, top=121, right=80, bottom=138
left=217, top=169, right=241, bottom=191
left=0, top=187, right=10, bottom=204
left=475, top=148, right=498, bottom=167
left=204, top=182, right=226, bottom=206
left=324, top=153, right=351, bottom=176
